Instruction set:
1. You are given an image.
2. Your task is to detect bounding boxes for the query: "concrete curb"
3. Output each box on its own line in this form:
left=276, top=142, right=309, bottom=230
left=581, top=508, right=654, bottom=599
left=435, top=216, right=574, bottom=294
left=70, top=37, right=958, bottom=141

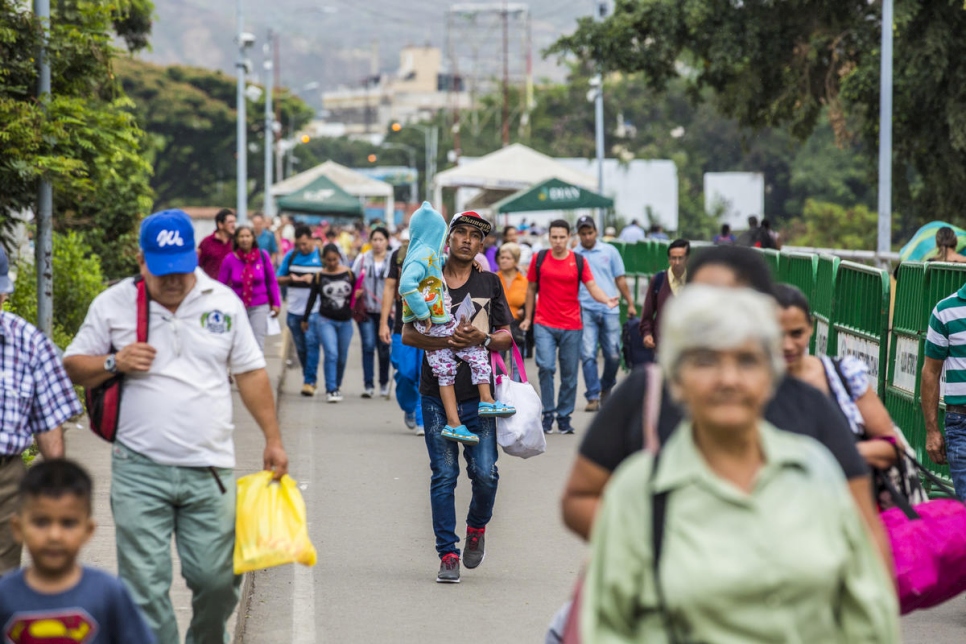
left=232, top=327, right=291, bottom=644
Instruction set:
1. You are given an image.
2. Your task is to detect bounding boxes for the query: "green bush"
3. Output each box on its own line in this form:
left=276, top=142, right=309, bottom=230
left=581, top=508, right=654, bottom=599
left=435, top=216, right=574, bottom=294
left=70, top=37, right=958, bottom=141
left=7, top=231, right=106, bottom=349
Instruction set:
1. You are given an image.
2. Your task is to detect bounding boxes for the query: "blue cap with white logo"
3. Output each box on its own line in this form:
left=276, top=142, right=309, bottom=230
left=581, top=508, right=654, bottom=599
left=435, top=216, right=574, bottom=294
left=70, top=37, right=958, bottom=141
left=139, top=209, right=198, bottom=276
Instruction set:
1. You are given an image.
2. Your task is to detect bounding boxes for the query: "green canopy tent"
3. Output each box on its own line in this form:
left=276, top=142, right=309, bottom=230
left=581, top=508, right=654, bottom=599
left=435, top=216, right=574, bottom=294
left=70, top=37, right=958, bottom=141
left=491, top=177, right=613, bottom=214
left=275, top=175, right=364, bottom=219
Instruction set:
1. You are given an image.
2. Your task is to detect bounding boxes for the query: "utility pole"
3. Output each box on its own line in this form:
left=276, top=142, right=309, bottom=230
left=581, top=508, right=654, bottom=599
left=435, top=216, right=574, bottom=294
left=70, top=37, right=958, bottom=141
left=34, top=0, right=52, bottom=336
left=877, top=0, right=893, bottom=260
left=501, top=0, right=510, bottom=146
left=593, top=0, right=607, bottom=231
left=235, top=0, right=251, bottom=223
left=263, top=32, right=275, bottom=220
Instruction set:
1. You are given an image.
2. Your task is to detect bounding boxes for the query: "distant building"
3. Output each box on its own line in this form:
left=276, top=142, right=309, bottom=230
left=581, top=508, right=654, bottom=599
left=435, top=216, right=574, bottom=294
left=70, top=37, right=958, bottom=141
left=319, top=46, right=471, bottom=138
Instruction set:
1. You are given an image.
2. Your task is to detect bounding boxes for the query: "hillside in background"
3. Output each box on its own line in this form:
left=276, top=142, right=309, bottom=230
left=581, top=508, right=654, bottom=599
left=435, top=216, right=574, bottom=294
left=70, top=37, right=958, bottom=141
left=138, top=0, right=589, bottom=106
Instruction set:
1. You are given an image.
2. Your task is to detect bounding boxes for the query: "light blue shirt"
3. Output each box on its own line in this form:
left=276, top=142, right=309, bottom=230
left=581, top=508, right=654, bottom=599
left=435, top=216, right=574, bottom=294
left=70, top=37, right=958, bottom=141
left=575, top=241, right=625, bottom=315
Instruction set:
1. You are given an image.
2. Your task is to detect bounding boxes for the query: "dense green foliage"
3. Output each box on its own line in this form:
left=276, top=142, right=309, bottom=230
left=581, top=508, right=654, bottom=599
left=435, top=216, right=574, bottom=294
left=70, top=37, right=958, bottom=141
left=115, top=58, right=315, bottom=209
left=7, top=231, right=105, bottom=349
left=549, top=0, right=966, bottom=239
left=0, top=0, right=155, bottom=280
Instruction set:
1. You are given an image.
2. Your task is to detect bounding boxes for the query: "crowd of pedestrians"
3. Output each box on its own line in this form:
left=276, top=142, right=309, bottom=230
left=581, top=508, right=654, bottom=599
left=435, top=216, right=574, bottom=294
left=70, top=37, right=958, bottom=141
left=0, top=203, right=955, bottom=643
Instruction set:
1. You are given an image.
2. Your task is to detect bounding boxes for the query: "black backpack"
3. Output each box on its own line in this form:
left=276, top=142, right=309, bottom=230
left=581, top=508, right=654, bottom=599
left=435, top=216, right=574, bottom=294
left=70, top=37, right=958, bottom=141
left=533, top=249, right=584, bottom=291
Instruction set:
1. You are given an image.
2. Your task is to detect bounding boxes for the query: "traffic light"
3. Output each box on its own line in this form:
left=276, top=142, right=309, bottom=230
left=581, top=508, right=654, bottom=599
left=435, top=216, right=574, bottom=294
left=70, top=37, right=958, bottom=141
left=367, top=154, right=377, bottom=163
left=391, top=122, right=402, bottom=132
left=300, top=134, right=310, bottom=144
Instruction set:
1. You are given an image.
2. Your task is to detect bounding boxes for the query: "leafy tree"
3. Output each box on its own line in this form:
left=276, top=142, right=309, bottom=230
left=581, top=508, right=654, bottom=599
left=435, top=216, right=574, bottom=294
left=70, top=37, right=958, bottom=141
left=548, top=0, right=966, bottom=233
left=782, top=200, right=899, bottom=251
left=0, top=0, right=155, bottom=279
left=116, top=59, right=314, bottom=209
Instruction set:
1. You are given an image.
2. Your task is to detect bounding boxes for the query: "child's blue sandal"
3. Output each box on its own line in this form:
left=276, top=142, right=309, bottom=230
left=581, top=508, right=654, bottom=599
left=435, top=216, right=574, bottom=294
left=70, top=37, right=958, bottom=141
left=478, top=401, right=517, bottom=417
left=441, top=424, right=480, bottom=445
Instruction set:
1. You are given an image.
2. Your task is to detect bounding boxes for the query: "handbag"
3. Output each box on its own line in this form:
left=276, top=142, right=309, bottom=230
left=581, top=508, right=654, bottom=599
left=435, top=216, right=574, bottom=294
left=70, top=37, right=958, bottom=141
left=349, top=269, right=368, bottom=323
left=560, top=364, right=670, bottom=644
left=877, top=455, right=966, bottom=614
left=492, top=341, right=545, bottom=459
left=83, top=277, right=149, bottom=442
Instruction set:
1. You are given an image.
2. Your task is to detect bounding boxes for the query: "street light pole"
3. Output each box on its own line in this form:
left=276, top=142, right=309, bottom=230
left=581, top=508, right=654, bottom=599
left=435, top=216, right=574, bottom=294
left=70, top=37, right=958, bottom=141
left=34, top=0, right=52, bottom=336
left=593, top=0, right=606, bottom=232
left=235, top=0, right=251, bottom=223
left=877, top=0, right=893, bottom=259
left=263, top=39, right=275, bottom=219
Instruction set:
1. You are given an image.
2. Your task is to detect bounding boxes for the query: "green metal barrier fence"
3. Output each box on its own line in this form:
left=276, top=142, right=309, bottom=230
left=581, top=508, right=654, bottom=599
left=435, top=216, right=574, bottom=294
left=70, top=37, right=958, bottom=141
left=831, top=261, right=890, bottom=398
left=778, top=252, right=820, bottom=354
left=884, top=263, right=946, bottom=488
left=812, top=255, right=840, bottom=357
left=757, top=248, right=781, bottom=278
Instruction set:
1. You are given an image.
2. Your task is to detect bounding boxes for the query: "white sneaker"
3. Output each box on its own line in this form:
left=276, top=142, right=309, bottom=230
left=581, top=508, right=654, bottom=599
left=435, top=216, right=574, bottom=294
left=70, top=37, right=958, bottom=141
left=415, top=425, right=425, bottom=436
left=362, top=387, right=374, bottom=398
left=333, top=390, right=344, bottom=402
left=380, top=384, right=391, bottom=398
left=326, top=391, right=339, bottom=403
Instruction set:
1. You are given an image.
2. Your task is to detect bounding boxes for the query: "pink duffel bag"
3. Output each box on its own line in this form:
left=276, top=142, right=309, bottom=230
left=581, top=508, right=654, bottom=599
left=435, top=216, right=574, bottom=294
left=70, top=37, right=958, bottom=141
left=878, top=465, right=966, bottom=614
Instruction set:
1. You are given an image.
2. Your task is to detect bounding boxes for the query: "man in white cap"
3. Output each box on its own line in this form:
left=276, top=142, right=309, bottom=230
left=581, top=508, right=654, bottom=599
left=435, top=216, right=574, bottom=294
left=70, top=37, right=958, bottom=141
left=0, top=245, right=81, bottom=574
left=64, top=209, right=288, bottom=644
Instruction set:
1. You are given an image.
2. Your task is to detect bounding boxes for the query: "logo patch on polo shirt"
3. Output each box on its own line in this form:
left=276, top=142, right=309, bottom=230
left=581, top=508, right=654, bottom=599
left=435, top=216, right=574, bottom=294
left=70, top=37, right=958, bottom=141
left=201, top=310, right=232, bottom=334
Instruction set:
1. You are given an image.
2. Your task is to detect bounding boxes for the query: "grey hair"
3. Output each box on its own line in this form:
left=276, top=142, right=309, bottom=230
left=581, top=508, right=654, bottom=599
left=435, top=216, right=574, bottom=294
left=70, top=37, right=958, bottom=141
left=658, top=285, right=785, bottom=386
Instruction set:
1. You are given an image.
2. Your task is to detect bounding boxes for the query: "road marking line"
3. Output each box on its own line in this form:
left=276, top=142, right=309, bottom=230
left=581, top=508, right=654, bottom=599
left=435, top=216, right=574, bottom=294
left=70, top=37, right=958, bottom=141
left=292, top=401, right=317, bottom=644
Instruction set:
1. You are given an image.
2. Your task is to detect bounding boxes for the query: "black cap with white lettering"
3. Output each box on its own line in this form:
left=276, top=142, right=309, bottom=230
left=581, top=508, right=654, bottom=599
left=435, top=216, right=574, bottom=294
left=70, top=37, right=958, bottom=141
left=576, top=215, right=596, bottom=231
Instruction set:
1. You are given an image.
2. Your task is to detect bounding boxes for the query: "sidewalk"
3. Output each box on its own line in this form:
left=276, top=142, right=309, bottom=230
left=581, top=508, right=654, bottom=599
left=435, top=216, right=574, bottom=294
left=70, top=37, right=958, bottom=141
left=64, top=332, right=286, bottom=643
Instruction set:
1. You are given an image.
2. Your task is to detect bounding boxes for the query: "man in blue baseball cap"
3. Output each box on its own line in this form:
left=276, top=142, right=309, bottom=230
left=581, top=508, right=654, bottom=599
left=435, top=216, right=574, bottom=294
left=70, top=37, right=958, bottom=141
left=64, top=209, right=288, bottom=644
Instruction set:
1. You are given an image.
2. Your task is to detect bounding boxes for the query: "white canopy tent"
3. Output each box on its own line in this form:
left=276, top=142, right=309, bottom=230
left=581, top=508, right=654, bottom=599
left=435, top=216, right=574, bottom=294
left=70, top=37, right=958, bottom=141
left=271, top=160, right=395, bottom=222
left=432, top=143, right=596, bottom=210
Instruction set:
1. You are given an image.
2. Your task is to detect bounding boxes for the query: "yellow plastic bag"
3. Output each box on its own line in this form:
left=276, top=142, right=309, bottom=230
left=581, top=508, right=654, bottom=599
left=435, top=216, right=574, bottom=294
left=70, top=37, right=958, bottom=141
left=233, top=471, right=318, bottom=574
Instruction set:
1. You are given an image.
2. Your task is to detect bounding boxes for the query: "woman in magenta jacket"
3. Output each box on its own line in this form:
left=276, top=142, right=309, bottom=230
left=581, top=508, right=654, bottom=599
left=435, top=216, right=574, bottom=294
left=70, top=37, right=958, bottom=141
left=218, top=224, right=281, bottom=351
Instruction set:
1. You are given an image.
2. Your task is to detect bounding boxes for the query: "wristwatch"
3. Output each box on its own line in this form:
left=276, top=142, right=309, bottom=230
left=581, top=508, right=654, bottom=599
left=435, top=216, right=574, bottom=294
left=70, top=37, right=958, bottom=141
left=104, top=354, right=118, bottom=374
left=483, top=334, right=493, bottom=349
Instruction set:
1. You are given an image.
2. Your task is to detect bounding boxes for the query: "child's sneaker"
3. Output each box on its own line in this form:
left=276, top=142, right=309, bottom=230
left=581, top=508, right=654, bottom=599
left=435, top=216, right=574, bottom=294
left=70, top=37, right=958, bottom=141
left=441, top=424, right=480, bottom=445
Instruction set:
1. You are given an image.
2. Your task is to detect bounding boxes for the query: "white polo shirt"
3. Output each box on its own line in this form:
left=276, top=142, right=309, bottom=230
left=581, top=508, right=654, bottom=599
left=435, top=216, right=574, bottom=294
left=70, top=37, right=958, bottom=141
left=65, top=270, right=266, bottom=468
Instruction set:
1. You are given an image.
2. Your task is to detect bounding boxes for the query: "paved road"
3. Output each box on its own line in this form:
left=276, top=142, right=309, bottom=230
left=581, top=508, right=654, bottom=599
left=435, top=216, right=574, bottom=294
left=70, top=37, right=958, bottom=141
left=234, top=341, right=964, bottom=643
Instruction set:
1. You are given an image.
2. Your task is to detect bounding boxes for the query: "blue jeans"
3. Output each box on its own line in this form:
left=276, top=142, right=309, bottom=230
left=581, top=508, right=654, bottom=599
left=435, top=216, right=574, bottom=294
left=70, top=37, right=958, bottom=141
left=305, top=314, right=353, bottom=393
left=357, top=312, right=391, bottom=388
left=944, top=412, right=966, bottom=501
left=534, top=323, right=582, bottom=420
left=287, top=312, right=313, bottom=384
left=422, top=395, right=499, bottom=558
left=580, top=310, right=621, bottom=401
left=391, top=333, right=423, bottom=426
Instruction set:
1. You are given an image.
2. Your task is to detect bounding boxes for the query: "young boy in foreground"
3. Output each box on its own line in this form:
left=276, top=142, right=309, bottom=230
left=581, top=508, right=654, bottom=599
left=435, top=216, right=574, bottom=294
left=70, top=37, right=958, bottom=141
left=0, top=459, right=155, bottom=643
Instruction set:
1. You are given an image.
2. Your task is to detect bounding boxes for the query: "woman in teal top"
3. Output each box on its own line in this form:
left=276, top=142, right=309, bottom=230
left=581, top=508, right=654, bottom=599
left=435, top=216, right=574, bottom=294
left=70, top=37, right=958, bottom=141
left=581, top=286, right=899, bottom=643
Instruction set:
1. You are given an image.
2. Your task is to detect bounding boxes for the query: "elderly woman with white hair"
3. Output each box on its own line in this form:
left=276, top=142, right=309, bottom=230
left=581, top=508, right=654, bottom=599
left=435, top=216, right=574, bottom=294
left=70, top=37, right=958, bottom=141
left=580, top=286, right=899, bottom=643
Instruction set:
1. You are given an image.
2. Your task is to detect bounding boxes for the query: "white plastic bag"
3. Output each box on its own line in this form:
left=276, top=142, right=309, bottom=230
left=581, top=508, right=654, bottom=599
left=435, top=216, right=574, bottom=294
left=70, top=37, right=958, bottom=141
left=492, top=343, right=546, bottom=459
left=266, top=315, right=282, bottom=336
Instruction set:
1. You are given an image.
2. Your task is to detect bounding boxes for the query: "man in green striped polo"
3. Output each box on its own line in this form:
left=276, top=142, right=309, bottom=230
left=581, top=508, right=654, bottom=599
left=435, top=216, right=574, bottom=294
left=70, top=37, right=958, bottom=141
left=922, top=286, right=966, bottom=500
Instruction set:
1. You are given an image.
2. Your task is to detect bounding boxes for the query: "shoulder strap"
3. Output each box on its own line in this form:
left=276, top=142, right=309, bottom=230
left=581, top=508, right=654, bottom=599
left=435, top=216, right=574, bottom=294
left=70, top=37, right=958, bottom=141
left=649, top=451, right=678, bottom=644
left=534, top=249, right=549, bottom=290
left=652, top=271, right=666, bottom=297
left=135, top=277, right=150, bottom=343
left=575, top=253, right=584, bottom=287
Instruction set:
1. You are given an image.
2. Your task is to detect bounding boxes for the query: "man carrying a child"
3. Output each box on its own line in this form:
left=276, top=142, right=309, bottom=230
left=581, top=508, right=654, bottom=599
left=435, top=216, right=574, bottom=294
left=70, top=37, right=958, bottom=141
left=402, top=212, right=514, bottom=584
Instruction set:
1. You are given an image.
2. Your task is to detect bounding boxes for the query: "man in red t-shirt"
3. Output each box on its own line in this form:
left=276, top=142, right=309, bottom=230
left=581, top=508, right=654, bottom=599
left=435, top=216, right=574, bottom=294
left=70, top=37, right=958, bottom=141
left=197, top=208, right=236, bottom=278
left=520, top=219, right=618, bottom=434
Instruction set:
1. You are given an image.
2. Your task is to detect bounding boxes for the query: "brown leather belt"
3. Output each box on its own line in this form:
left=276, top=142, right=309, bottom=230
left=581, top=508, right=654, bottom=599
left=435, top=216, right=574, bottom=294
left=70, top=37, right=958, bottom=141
left=946, top=404, right=966, bottom=415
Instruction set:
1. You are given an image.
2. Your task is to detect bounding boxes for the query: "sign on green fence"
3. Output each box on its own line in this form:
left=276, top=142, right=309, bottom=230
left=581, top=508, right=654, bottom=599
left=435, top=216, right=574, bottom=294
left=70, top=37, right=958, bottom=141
left=832, top=261, right=891, bottom=397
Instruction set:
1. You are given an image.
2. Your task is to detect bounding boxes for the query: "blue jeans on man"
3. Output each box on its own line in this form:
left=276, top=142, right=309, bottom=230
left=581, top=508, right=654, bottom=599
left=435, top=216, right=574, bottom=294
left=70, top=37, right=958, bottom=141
left=944, top=412, right=966, bottom=501
left=305, top=313, right=353, bottom=393
left=534, top=323, right=582, bottom=423
left=421, top=395, right=499, bottom=557
left=286, top=312, right=313, bottom=384
left=581, top=310, right=621, bottom=402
